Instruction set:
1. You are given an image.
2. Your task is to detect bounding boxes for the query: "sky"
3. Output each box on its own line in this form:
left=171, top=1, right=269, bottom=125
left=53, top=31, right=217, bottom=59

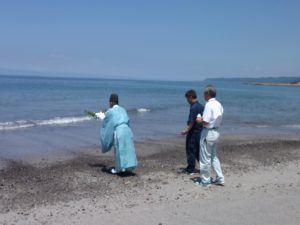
left=0, top=0, right=299, bottom=80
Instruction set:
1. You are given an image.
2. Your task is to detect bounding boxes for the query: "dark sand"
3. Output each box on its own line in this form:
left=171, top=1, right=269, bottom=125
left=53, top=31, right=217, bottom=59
left=0, top=134, right=300, bottom=224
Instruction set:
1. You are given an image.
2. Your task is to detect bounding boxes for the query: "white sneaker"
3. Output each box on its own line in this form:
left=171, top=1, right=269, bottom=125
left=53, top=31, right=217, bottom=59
left=111, top=168, right=118, bottom=174
left=111, top=168, right=126, bottom=174
left=194, top=180, right=211, bottom=187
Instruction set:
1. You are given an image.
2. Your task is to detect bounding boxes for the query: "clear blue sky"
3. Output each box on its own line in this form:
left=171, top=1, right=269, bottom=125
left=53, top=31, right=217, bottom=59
left=0, top=0, right=299, bottom=80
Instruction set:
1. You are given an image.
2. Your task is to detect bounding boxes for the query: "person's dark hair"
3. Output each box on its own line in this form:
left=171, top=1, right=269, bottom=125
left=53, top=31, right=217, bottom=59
left=109, top=93, right=119, bottom=104
left=204, top=85, right=217, bottom=98
left=185, top=89, right=197, bottom=99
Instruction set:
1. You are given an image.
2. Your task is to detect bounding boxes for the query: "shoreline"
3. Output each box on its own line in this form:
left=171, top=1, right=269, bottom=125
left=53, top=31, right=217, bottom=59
left=1, top=134, right=300, bottom=224
left=1, top=125, right=300, bottom=163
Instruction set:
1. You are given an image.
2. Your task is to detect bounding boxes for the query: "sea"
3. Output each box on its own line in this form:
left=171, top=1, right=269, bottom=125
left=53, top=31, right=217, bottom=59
left=1, top=75, right=300, bottom=160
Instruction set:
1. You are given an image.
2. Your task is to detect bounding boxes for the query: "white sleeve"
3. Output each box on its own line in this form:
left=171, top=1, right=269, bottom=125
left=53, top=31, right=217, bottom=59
left=95, top=112, right=106, bottom=120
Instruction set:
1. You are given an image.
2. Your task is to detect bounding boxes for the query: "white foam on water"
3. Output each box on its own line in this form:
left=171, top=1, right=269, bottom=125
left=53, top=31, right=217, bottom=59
left=137, top=108, right=151, bottom=113
left=255, top=125, right=271, bottom=128
left=0, top=121, right=35, bottom=130
left=0, top=116, right=91, bottom=131
left=37, top=116, right=90, bottom=126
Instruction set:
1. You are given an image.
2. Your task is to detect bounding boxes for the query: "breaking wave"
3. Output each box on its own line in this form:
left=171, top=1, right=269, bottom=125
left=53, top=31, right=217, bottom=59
left=0, top=116, right=91, bottom=131
left=0, top=107, right=152, bottom=131
left=136, top=108, right=151, bottom=113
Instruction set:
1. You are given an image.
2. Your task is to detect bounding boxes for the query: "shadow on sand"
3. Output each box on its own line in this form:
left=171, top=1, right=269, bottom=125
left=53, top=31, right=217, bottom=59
left=88, top=163, right=137, bottom=177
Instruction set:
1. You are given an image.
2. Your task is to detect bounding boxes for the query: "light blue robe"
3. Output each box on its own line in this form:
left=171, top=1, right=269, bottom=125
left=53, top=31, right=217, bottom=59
left=100, top=105, right=138, bottom=172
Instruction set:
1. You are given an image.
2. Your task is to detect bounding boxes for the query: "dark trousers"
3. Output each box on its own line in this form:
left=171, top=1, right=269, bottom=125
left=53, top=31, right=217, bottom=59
left=186, top=130, right=200, bottom=172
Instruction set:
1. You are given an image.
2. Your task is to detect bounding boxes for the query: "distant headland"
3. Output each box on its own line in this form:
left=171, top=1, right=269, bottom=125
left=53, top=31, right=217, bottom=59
left=253, top=82, right=300, bottom=87
left=204, top=77, right=300, bottom=87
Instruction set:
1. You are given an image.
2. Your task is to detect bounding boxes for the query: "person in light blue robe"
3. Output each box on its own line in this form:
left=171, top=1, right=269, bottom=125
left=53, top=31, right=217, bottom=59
left=100, top=93, right=138, bottom=174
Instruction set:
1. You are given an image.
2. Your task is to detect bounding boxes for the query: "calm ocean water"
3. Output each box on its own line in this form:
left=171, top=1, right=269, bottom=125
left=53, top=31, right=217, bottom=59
left=1, top=75, right=300, bottom=159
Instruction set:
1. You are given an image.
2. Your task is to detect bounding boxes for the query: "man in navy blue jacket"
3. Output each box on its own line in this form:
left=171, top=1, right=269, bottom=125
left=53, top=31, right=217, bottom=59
left=180, top=89, right=204, bottom=175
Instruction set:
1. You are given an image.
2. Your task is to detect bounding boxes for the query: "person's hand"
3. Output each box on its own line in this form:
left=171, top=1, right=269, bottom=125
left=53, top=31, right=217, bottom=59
left=95, top=112, right=106, bottom=120
left=181, top=129, right=188, bottom=135
left=196, top=117, right=203, bottom=123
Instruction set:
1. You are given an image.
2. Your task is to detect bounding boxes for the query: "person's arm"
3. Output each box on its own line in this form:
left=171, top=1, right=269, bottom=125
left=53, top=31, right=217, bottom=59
left=196, top=105, right=211, bottom=126
left=95, top=111, right=106, bottom=120
left=100, top=111, right=114, bottom=153
left=196, top=117, right=209, bottom=126
left=181, top=122, right=195, bottom=135
left=181, top=106, right=197, bottom=135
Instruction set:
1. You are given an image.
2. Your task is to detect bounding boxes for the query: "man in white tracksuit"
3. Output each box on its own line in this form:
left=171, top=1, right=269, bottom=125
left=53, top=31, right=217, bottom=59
left=196, top=85, right=225, bottom=187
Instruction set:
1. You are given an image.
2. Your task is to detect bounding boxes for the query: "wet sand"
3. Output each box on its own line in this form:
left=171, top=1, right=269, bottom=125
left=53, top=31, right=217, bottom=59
left=0, top=134, right=300, bottom=225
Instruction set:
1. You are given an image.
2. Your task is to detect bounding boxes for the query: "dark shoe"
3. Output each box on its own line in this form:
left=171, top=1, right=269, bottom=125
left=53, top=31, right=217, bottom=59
left=213, top=179, right=225, bottom=186
left=177, top=167, right=198, bottom=175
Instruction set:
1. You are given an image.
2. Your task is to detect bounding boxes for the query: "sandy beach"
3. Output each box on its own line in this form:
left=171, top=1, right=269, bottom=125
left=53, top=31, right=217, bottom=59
left=1, top=1, right=300, bottom=224
left=0, top=134, right=300, bottom=225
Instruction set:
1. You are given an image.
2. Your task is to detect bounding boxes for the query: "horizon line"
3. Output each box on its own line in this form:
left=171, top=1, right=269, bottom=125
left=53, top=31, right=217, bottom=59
left=0, top=73, right=299, bottom=83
